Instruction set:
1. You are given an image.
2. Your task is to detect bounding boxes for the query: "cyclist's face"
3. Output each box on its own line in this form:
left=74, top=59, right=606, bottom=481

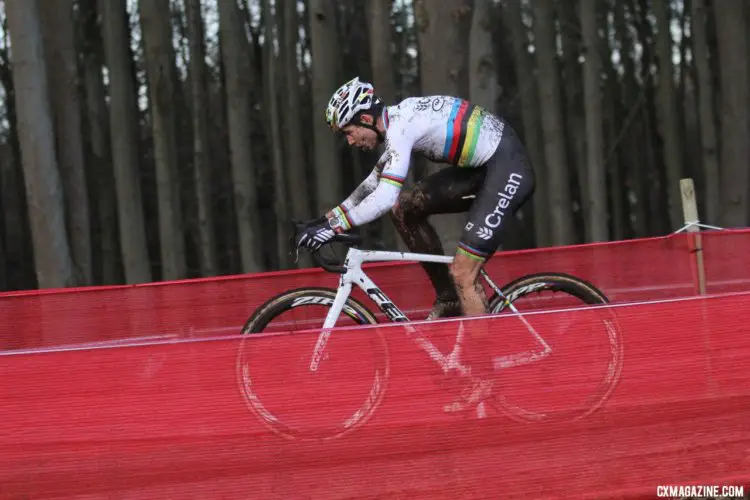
left=342, top=124, right=377, bottom=151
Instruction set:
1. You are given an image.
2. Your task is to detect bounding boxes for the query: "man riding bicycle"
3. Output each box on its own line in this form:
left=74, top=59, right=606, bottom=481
left=295, top=77, right=536, bottom=411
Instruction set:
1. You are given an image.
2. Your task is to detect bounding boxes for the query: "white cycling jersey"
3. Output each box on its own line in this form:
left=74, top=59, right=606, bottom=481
left=330, top=96, right=506, bottom=232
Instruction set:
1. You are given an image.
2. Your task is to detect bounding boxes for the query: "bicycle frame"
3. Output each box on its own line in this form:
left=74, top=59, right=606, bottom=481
left=309, top=247, right=552, bottom=373
left=322, top=248, right=454, bottom=328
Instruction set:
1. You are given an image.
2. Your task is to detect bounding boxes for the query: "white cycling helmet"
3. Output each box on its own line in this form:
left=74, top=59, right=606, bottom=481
left=325, top=77, right=376, bottom=131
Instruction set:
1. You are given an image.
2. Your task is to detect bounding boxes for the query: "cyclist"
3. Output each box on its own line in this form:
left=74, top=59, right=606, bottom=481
left=295, top=77, right=536, bottom=411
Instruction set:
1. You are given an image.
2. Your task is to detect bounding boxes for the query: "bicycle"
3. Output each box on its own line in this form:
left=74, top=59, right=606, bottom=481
left=236, top=223, right=623, bottom=441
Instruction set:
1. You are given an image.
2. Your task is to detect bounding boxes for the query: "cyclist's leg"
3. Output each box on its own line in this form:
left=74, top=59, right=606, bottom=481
left=451, top=124, right=536, bottom=316
left=449, top=125, right=535, bottom=394
left=389, top=167, right=486, bottom=319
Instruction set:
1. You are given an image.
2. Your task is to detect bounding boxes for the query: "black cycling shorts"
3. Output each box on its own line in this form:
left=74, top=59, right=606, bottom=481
left=455, top=124, right=535, bottom=261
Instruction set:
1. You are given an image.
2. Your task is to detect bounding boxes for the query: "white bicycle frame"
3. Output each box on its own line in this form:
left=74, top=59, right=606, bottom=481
left=309, top=247, right=552, bottom=375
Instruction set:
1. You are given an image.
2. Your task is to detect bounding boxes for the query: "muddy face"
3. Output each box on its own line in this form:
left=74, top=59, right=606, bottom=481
left=342, top=124, right=378, bottom=151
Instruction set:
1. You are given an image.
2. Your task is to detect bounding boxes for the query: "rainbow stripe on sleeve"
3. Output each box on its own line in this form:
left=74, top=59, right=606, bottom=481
left=380, top=172, right=405, bottom=189
left=332, top=205, right=353, bottom=230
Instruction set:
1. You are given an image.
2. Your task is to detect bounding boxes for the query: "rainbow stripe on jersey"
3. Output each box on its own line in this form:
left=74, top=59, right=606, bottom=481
left=442, top=99, right=485, bottom=167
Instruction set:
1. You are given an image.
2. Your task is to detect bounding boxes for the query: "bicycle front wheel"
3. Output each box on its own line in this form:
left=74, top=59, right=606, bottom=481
left=236, top=287, right=389, bottom=441
left=487, top=273, right=623, bottom=424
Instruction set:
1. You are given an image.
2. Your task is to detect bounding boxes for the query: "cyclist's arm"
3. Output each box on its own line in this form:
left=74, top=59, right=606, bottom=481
left=327, top=164, right=383, bottom=219
left=329, top=136, right=413, bottom=230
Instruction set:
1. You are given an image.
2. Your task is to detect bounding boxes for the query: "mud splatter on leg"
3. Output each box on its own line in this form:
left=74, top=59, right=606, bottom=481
left=388, top=167, right=485, bottom=317
left=451, top=264, right=489, bottom=318
left=390, top=190, right=460, bottom=303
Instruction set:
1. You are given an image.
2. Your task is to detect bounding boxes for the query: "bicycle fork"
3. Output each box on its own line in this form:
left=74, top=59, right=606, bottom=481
left=309, top=282, right=354, bottom=372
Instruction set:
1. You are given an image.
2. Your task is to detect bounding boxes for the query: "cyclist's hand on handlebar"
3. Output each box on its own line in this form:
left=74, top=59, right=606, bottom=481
left=295, top=218, right=339, bottom=252
left=289, top=215, right=329, bottom=258
left=289, top=216, right=364, bottom=272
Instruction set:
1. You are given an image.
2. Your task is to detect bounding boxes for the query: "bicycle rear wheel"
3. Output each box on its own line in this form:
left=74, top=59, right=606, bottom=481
left=236, top=287, right=389, bottom=441
left=486, top=273, right=623, bottom=423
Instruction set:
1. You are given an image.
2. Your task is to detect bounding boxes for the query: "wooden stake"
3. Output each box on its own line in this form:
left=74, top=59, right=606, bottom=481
left=680, top=178, right=706, bottom=295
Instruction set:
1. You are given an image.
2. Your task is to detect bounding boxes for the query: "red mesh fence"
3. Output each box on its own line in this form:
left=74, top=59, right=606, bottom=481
left=1, top=290, right=749, bottom=498
left=1, top=229, right=749, bottom=351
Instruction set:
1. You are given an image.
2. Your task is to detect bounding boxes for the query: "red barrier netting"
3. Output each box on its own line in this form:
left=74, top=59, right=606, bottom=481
left=1, top=229, right=748, bottom=351
left=1, top=291, right=749, bottom=498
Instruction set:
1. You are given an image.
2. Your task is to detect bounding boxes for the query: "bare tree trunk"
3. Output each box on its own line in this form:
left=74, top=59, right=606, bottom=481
left=38, top=0, right=93, bottom=284
left=0, top=222, right=5, bottom=289
left=279, top=0, right=313, bottom=267
left=605, top=83, right=626, bottom=240
left=79, top=0, right=121, bottom=285
left=531, top=0, right=575, bottom=245
left=616, top=2, right=646, bottom=237
left=309, top=0, right=343, bottom=214
left=186, top=0, right=218, bottom=276
left=262, top=0, right=291, bottom=268
left=557, top=0, right=587, bottom=226
left=282, top=0, right=310, bottom=220
left=691, top=0, right=720, bottom=223
left=504, top=0, right=549, bottom=247
left=413, top=0, right=473, bottom=253
left=603, top=10, right=627, bottom=240
left=0, top=22, right=35, bottom=290
left=368, top=0, right=396, bottom=104
left=140, top=0, right=187, bottom=280
left=6, top=0, right=76, bottom=288
left=212, top=33, right=241, bottom=273
left=217, top=0, right=263, bottom=272
left=99, top=0, right=152, bottom=283
left=634, top=0, right=668, bottom=235
left=367, top=0, right=401, bottom=251
left=678, top=0, right=696, bottom=185
left=653, top=0, right=685, bottom=231
left=627, top=0, right=655, bottom=236
left=715, top=1, right=749, bottom=227
left=469, top=0, right=497, bottom=113
left=0, top=143, right=31, bottom=289
left=580, top=0, right=607, bottom=241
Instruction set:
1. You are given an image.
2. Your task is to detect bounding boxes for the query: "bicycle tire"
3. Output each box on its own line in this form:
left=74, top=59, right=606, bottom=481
left=486, top=273, right=623, bottom=423
left=488, top=272, right=610, bottom=312
left=236, top=287, right=388, bottom=441
left=242, top=286, right=379, bottom=333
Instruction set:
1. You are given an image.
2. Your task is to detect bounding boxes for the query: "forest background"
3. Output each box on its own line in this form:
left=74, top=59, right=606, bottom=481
left=0, top=0, right=747, bottom=290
